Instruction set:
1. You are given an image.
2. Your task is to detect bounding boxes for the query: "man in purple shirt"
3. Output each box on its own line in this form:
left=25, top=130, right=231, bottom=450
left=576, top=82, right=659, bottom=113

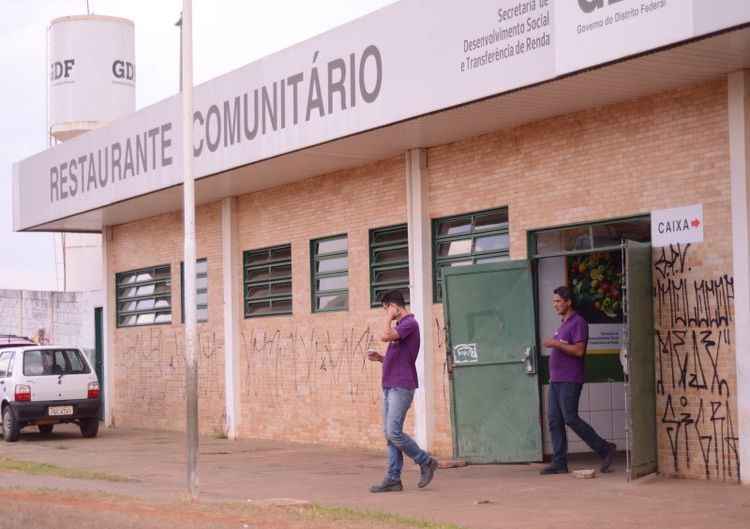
left=541, top=286, right=617, bottom=475
left=367, top=290, right=438, bottom=492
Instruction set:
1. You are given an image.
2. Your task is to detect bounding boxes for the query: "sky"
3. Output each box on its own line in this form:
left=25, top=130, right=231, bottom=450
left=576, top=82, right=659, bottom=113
left=0, top=0, right=398, bottom=291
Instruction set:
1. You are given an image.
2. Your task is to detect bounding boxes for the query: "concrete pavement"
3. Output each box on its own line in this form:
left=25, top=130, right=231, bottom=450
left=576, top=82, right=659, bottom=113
left=1, top=425, right=748, bottom=529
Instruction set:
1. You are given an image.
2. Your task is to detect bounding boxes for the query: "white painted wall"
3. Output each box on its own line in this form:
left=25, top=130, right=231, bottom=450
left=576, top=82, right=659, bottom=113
left=64, top=233, right=103, bottom=292
left=406, top=148, right=435, bottom=450
left=0, top=289, right=103, bottom=359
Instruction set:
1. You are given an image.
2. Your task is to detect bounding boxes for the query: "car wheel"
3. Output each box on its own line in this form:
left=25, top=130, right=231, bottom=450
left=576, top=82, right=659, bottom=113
left=2, top=406, right=20, bottom=442
left=38, top=424, right=54, bottom=435
left=79, top=418, right=99, bottom=438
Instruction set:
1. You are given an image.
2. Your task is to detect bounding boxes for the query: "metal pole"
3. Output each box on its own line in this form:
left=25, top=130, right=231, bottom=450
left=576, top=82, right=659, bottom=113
left=180, top=0, right=199, bottom=499
left=175, top=13, right=182, bottom=90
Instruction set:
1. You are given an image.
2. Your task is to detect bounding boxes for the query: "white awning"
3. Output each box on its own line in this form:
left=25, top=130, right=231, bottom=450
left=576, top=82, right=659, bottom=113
left=13, top=0, right=750, bottom=232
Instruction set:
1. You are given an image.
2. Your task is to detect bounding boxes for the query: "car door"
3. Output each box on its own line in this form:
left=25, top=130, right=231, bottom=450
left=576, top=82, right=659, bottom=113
left=53, top=349, right=91, bottom=400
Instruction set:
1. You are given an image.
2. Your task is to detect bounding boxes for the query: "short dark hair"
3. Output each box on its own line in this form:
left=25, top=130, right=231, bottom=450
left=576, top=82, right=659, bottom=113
left=381, top=289, right=406, bottom=308
left=553, top=286, right=574, bottom=304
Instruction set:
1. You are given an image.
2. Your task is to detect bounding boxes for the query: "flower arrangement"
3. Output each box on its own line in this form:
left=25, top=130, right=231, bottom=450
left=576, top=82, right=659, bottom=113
left=567, top=252, right=623, bottom=323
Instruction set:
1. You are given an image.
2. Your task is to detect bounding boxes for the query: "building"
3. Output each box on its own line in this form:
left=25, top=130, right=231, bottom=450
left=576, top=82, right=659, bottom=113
left=12, top=0, right=750, bottom=483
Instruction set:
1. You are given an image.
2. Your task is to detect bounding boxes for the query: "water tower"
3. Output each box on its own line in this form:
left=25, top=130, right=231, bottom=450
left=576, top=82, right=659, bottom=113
left=47, top=15, right=135, bottom=291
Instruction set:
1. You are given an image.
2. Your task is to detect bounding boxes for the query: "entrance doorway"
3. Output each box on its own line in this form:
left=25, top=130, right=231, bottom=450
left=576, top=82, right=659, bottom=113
left=531, top=217, right=655, bottom=479
left=443, top=216, right=657, bottom=479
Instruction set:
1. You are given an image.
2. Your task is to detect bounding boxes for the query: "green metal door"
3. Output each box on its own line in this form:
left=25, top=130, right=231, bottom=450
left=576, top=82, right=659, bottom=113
left=622, top=241, right=657, bottom=480
left=94, top=307, right=104, bottom=421
left=443, top=261, right=542, bottom=463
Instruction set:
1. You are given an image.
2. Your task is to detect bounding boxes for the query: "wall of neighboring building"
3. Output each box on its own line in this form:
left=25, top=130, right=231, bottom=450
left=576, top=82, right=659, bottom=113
left=0, top=289, right=101, bottom=358
left=426, top=79, right=738, bottom=480
left=106, top=78, right=738, bottom=481
left=108, top=203, right=226, bottom=434
left=63, top=233, right=104, bottom=292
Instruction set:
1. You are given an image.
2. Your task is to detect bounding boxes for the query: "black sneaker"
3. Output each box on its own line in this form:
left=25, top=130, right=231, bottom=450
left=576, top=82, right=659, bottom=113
left=600, top=442, right=617, bottom=473
left=418, top=458, right=438, bottom=488
left=540, top=465, right=569, bottom=475
left=369, top=478, right=403, bottom=493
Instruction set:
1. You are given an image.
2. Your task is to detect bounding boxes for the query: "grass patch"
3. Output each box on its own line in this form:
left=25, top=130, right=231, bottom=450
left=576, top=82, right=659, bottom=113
left=305, top=504, right=467, bottom=529
left=0, top=457, right=130, bottom=482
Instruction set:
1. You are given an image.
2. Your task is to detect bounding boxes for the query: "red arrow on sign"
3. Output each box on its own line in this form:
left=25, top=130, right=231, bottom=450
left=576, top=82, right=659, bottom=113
left=691, top=218, right=701, bottom=228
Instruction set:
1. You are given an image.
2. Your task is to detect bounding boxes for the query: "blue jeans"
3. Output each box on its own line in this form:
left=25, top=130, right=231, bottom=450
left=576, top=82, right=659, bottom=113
left=383, top=387, right=430, bottom=481
left=548, top=382, right=608, bottom=468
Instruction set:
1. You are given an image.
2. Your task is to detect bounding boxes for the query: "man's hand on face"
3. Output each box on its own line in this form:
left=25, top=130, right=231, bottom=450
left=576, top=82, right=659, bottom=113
left=385, top=303, right=399, bottom=321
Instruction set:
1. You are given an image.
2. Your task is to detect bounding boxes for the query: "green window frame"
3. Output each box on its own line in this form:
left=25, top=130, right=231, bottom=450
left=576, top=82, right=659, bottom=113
left=243, top=244, right=293, bottom=318
left=116, top=264, right=172, bottom=327
left=369, top=224, right=410, bottom=307
left=311, top=234, right=348, bottom=313
left=530, top=216, right=651, bottom=259
left=432, top=208, right=510, bottom=302
left=180, top=258, right=208, bottom=323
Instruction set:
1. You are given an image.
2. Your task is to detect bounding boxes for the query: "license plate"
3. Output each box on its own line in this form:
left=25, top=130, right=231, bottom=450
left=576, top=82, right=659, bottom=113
left=48, top=406, right=73, bottom=416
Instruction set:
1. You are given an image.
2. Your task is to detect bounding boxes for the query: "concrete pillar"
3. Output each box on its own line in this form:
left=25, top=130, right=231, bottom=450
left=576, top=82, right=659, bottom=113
left=221, top=197, right=242, bottom=439
left=728, top=70, right=750, bottom=484
left=406, top=149, right=435, bottom=450
left=102, top=226, right=115, bottom=427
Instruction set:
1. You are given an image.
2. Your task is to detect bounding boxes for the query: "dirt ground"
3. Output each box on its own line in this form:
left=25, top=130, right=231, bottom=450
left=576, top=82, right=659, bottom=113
left=0, top=488, right=459, bottom=529
left=1, top=425, right=749, bottom=529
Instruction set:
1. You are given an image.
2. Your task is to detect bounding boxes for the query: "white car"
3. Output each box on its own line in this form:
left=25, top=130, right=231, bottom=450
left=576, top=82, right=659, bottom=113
left=0, top=337, right=101, bottom=442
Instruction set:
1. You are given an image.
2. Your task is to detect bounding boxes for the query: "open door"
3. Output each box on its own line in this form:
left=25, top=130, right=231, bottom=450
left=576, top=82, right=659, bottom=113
left=443, top=261, right=542, bottom=463
left=622, top=241, right=657, bottom=480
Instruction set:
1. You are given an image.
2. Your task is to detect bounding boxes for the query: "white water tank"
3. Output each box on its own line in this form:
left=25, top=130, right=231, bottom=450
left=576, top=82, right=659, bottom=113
left=48, top=15, right=135, bottom=142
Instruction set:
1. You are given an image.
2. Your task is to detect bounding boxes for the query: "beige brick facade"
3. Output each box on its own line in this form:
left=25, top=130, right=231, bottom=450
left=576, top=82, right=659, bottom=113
left=107, top=79, right=739, bottom=481
left=109, top=203, right=226, bottom=435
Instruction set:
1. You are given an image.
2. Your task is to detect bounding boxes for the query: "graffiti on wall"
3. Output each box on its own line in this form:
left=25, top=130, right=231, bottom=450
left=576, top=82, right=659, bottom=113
left=118, top=327, right=224, bottom=426
left=240, top=326, right=381, bottom=405
left=653, top=243, right=740, bottom=481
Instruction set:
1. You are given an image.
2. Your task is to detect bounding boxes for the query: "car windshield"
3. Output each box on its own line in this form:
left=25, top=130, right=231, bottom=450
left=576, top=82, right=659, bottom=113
left=23, top=349, right=90, bottom=377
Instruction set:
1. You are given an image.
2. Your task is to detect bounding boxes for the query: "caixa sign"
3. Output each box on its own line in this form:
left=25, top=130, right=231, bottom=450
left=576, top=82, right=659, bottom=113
left=578, top=0, right=625, bottom=14
left=112, top=60, right=135, bottom=81
left=50, top=59, right=75, bottom=81
left=651, top=204, right=704, bottom=248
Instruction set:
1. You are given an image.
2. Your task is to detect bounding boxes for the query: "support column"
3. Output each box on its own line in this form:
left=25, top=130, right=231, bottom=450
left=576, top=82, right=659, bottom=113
left=102, top=226, right=115, bottom=427
left=222, top=197, right=242, bottom=440
left=406, top=149, right=435, bottom=450
left=728, top=70, right=750, bottom=484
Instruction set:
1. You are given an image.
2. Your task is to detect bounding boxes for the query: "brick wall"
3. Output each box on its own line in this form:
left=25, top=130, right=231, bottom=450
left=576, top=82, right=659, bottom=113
left=109, top=203, right=226, bottom=434
left=235, top=157, right=412, bottom=450
left=426, top=79, right=737, bottom=479
left=107, top=79, right=738, bottom=480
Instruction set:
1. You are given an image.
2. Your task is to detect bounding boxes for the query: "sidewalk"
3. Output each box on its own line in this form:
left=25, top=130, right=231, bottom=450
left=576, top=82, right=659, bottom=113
left=1, top=425, right=748, bottom=529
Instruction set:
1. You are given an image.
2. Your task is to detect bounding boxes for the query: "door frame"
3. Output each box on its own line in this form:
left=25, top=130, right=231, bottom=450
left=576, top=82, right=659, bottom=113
left=528, top=215, right=654, bottom=476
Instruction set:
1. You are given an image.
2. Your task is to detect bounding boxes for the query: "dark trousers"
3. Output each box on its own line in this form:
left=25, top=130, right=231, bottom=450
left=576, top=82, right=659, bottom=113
left=548, top=382, right=608, bottom=468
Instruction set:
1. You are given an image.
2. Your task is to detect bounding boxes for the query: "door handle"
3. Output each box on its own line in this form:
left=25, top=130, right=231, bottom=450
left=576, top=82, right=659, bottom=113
left=522, top=345, right=537, bottom=375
